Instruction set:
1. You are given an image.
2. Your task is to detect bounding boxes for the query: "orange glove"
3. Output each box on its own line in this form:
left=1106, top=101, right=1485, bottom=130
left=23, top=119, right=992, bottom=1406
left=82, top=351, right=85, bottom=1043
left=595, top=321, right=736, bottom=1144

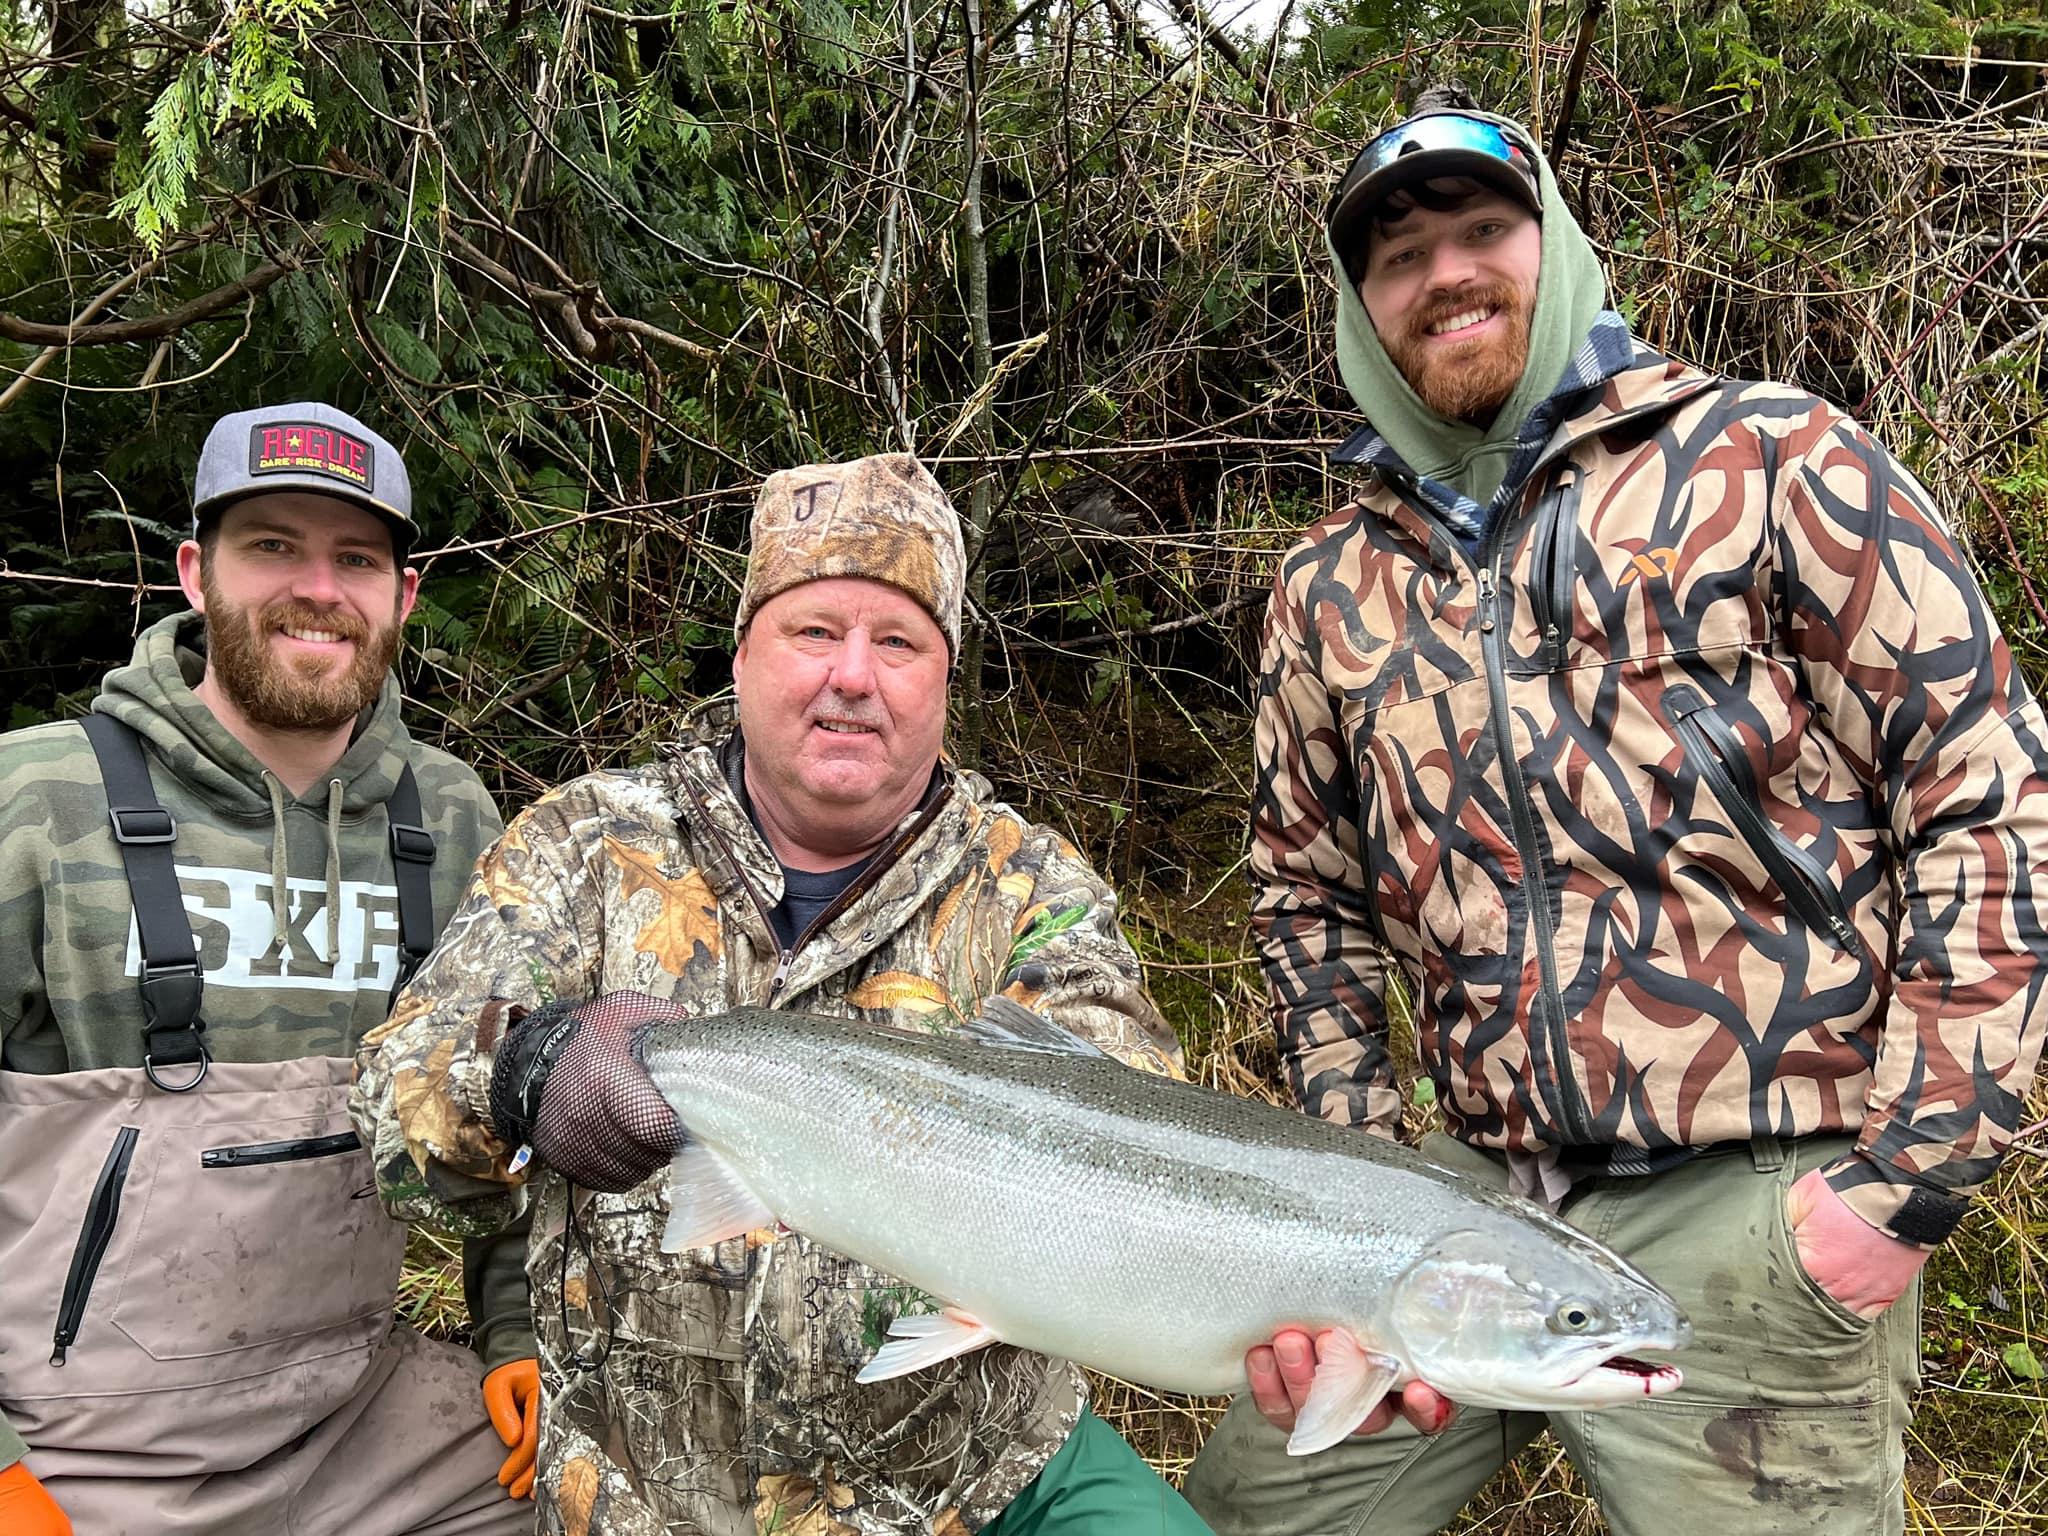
left=0, top=1459, right=73, bottom=1535
left=482, top=1359, right=541, bottom=1501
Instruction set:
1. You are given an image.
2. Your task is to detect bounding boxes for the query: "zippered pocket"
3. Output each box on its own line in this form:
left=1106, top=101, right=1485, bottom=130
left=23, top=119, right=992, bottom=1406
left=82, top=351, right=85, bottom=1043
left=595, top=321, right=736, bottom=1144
left=51, top=1125, right=140, bottom=1365
left=1665, top=685, right=1862, bottom=953
left=1528, top=470, right=1582, bottom=672
left=199, top=1130, right=359, bottom=1168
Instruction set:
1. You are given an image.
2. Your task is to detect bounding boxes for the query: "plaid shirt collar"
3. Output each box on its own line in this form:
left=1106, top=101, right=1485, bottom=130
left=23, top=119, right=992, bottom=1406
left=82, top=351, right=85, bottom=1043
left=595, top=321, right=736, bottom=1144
left=1331, top=310, right=1646, bottom=545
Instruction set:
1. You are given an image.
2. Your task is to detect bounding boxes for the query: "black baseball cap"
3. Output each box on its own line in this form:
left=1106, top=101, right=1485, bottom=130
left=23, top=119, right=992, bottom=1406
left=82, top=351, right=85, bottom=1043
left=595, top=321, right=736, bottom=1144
left=1328, top=111, right=1543, bottom=276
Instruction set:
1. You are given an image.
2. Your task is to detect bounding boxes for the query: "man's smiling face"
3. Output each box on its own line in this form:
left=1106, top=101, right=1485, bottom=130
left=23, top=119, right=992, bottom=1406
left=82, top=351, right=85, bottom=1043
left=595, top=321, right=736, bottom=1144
left=1357, top=179, right=1542, bottom=426
left=181, top=493, right=415, bottom=733
left=732, top=576, right=950, bottom=869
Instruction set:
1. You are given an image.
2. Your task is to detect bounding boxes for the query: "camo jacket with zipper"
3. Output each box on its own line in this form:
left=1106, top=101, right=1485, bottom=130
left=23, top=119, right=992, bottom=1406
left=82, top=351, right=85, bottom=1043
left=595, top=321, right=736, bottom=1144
left=1254, top=353, right=2048, bottom=1247
left=350, top=715, right=1180, bottom=1536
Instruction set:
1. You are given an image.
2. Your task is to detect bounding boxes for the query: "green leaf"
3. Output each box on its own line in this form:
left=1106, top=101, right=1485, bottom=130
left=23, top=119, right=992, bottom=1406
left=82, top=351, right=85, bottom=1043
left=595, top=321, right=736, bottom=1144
left=1009, top=905, right=1090, bottom=968
left=2003, top=1342, right=2044, bottom=1380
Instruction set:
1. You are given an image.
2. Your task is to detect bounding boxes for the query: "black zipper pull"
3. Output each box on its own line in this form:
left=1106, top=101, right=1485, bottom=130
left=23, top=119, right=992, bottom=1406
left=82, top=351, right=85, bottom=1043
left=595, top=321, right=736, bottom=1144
left=1476, top=568, right=1497, bottom=633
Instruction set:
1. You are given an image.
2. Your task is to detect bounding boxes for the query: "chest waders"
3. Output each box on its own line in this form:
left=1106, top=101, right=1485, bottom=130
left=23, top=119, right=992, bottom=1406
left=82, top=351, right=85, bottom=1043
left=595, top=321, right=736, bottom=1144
left=0, top=718, right=527, bottom=1536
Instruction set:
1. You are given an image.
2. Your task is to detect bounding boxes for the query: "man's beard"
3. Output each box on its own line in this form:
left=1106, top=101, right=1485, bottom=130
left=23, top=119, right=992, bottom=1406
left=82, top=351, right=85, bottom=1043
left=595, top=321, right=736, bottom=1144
left=201, top=576, right=402, bottom=732
left=1383, top=280, right=1532, bottom=425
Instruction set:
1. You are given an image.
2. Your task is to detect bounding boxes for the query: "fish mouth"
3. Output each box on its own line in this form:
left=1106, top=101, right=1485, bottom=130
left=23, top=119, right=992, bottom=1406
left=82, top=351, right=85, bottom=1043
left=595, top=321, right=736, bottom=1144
left=1573, top=1353, right=1683, bottom=1397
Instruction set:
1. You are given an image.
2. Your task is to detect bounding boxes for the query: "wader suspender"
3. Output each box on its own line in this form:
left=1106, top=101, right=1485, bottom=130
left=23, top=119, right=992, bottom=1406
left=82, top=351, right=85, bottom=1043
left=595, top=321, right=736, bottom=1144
left=80, top=713, right=437, bottom=1093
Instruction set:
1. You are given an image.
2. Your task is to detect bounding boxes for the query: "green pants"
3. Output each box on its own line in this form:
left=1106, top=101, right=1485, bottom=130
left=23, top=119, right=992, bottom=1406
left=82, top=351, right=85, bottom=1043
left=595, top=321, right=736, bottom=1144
left=1183, top=1133, right=1920, bottom=1536
left=989, top=1408, right=1216, bottom=1536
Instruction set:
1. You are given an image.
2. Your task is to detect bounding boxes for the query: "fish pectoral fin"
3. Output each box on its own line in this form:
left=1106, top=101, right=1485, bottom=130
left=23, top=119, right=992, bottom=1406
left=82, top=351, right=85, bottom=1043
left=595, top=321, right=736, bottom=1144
left=956, top=996, right=1107, bottom=1057
left=854, top=1307, right=999, bottom=1384
left=1285, top=1335, right=1403, bottom=1457
left=659, top=1143, right=776, bottom=1253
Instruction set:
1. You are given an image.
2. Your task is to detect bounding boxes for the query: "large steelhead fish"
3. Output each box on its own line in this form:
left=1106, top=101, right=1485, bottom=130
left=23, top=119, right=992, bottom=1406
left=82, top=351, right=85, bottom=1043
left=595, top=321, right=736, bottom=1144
left=641, top=999, right=1690, bottom=1455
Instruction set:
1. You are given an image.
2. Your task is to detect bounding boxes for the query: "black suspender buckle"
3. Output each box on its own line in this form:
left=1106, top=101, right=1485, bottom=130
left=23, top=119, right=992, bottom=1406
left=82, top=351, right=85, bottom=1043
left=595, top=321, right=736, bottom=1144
left=139, top=960, right=204, bottom=1033
left=389, top=822, right=436, bottom=865
left=109, top=806, right=176, bottom=845
left=139, top=961, right=210, bottom=1093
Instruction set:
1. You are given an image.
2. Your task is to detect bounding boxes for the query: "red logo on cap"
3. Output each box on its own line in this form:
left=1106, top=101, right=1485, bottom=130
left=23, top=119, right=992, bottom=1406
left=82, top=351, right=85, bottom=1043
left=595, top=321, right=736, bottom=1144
left=249, top=423, right=374, bottom=490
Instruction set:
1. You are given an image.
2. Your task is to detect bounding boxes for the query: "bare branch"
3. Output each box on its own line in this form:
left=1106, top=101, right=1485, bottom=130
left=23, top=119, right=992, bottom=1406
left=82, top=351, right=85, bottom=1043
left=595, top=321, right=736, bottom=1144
left=0, top=254, right=302, bottom=348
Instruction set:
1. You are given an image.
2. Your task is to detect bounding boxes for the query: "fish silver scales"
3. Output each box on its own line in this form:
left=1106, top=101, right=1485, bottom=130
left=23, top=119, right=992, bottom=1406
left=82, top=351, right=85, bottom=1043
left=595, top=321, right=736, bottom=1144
left=640, top=1000, right=1691, bottom=1455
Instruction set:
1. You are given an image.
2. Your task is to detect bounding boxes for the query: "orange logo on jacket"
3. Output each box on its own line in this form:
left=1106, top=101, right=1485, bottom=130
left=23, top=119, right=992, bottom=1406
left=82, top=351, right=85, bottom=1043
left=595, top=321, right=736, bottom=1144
left=1620, top=547, right=1678, bottom=585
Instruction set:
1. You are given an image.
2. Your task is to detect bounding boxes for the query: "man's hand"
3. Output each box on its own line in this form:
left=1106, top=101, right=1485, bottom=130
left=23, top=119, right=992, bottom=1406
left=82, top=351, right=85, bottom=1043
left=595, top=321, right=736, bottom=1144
left=488, top=992, right=686, bottom=1192
left=0, top=1459, right=73, bottom=1536
left=482, top=1358, right=541, bottom=1501
left=1785, top=1169, right=1932, bottom=1320
left=1245, top=1328, right=1456, bottom=1439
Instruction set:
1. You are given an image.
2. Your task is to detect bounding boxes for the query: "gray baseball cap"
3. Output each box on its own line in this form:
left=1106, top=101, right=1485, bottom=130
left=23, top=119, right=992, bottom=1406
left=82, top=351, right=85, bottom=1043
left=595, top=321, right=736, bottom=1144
left=192, top=402, right=413, bottom=551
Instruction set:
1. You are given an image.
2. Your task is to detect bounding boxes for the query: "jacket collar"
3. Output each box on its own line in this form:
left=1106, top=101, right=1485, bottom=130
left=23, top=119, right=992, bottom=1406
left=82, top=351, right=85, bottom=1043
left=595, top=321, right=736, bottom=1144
left=1332, top=350, right=1721, bottom=563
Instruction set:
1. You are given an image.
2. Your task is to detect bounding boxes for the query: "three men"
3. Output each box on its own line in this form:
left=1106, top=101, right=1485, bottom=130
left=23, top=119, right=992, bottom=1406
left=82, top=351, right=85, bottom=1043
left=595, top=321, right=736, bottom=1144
left=0, top=404, right=536, bottom=1534
left=1182, top=86, right=2048, bottom=1534
left=351, top=455, right=1211, bottom=1535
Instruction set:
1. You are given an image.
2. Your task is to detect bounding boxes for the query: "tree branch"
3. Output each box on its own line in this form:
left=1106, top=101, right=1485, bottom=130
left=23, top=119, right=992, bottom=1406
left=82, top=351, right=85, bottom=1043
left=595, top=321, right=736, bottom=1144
left=0, top=254, right=301, bottom=347
left=1548, top=0, right=1609, bottom=167
left=0, top=91, right=117, bottom=163
left=442, top=229, right=711, bottom=362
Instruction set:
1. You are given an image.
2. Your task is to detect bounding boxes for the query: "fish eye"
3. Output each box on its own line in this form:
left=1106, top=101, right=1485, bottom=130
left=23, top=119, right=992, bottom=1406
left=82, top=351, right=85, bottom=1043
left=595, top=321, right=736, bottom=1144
left=1550, top=1301, right=1600, bottom=1334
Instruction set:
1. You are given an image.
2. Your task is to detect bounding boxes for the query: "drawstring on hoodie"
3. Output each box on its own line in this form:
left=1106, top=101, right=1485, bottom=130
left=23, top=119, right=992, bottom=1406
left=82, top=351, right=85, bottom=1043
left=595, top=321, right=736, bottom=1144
left=325, top=779, right=343, bottom=965
left=258, top=770, right=348, bottom=969
left=261, top=772, right=292, bottom=952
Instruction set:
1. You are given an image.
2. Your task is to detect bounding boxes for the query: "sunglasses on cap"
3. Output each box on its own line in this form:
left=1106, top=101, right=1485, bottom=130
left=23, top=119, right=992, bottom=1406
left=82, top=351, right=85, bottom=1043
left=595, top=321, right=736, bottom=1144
left=1327, top=111, right=1542, bottom=271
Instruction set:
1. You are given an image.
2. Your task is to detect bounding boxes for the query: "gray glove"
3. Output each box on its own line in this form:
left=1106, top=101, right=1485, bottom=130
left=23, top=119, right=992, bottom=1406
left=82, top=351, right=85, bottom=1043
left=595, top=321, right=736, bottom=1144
left=488, top=991, right=686, bottom=1192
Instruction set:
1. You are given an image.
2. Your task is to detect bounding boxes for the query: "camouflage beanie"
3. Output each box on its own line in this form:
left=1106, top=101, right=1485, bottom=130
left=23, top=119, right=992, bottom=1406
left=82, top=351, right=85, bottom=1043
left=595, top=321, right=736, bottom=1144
left=736, top=454, right=966, bottom=655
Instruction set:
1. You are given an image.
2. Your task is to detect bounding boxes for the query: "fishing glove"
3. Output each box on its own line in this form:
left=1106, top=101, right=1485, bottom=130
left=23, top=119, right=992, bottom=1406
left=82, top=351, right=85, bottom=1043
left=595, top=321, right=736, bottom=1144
left=482, top=1358, right=541, bottom=1500
left=0, top=1460, right=72, bottom=1536
left=488, top=991, right=686, bottom=1192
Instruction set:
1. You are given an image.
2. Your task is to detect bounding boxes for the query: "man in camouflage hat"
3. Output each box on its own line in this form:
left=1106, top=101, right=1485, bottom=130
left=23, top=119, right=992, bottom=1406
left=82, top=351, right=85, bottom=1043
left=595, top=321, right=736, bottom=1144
left=351, top=453, right=1213, bottom=1535
left=0, top=403, right=534, bottom=1534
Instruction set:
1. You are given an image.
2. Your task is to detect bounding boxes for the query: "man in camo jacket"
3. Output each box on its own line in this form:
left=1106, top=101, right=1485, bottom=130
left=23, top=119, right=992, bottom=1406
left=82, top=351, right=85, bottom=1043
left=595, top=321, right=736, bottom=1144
left=1183, top=86, right=2048, bottom=1535
left=351, top=453, right=1213, bottom=1535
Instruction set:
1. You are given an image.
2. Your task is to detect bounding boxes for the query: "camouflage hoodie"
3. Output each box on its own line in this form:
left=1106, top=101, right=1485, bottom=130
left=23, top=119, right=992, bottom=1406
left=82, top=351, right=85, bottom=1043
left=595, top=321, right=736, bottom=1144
left=1252, top=351, right=2048, bottom=1246
left=0, top=612, right=519, bottom=1465
left=351, top=711, right=1181, bottom=1536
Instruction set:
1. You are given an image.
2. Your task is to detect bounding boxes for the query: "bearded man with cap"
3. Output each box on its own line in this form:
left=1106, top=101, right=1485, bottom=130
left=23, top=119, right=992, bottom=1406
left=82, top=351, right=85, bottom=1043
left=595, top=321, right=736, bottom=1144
left=1181, top=83, right=2048, bottom=1535
left=350, top=453, right=1210, bottom=1535
left=0, top=404, right=539, bottom=1534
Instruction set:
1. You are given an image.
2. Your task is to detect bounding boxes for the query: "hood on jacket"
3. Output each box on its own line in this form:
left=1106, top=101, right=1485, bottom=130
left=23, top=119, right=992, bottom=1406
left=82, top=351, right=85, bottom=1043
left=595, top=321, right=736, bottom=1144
left=91, top=611, right=419, bottom=962
left=1329, top=109, right=1608, bottom=507
left=92, top=611, right=413, bottom=817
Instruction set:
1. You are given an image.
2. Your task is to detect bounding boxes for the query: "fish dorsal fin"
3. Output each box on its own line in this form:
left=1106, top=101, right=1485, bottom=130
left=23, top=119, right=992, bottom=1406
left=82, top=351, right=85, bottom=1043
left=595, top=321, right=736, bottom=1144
left=854, top=1307, right=1001, bottom=1384
left=956, top=996, right=1106, bottom=1057
left=660, top=1142, right=776, bottom=1253
left=1285, top=1333, right=1403, bottom=1456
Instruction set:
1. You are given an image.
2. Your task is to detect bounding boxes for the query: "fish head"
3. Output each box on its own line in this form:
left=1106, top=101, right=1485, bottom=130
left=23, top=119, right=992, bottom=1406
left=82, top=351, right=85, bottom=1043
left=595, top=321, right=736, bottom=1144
left=1386, top=1227, right=1692, bottom=1409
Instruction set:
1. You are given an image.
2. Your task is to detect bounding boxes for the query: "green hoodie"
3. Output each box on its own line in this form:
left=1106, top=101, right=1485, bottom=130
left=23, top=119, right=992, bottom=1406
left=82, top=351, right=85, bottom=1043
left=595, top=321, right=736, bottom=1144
left=0, top=611, right=501, bottom=1071
left=1329, top=110, right=1609, bottom=507
left=0, top=612, right=530, bottom=1468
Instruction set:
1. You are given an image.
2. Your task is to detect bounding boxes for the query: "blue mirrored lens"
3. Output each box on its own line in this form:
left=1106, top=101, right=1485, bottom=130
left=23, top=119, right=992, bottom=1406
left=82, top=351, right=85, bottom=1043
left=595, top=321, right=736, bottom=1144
left=1359, top=114, right=1518, bottom=177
